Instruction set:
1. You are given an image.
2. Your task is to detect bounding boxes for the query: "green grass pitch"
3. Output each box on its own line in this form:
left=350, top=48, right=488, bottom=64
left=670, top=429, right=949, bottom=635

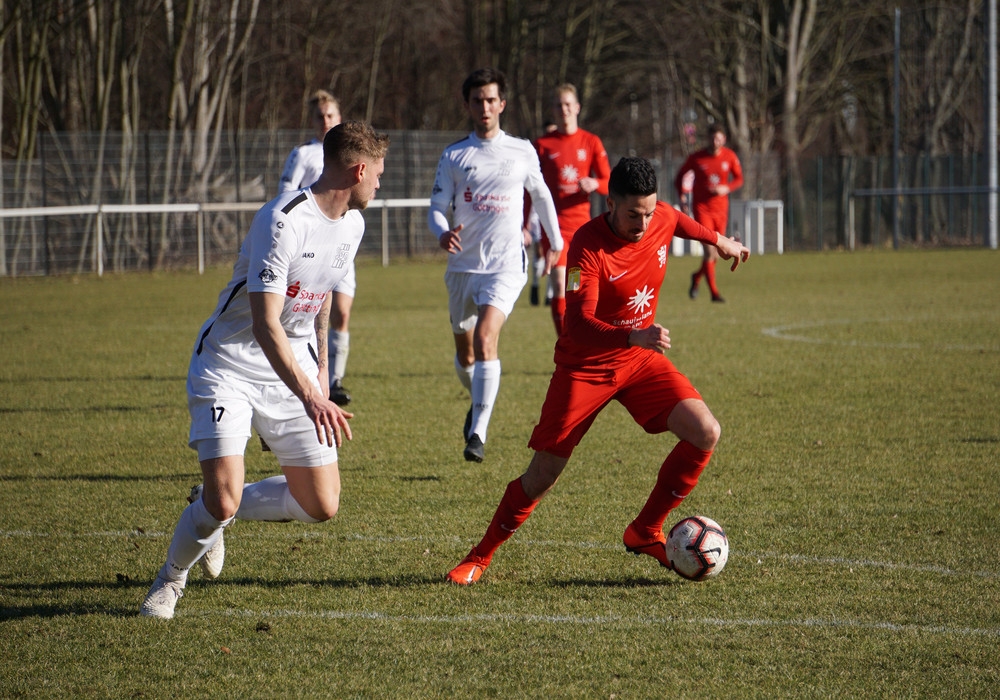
left=1, top=248, right=998, bottom=697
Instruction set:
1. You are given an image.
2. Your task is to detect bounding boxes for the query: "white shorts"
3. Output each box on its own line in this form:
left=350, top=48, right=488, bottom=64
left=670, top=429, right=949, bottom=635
left=445, top=269, right=527, bottom=334
left=187, top=366, right=338, bottom=467
left=333, top=261, right=356, bottom=297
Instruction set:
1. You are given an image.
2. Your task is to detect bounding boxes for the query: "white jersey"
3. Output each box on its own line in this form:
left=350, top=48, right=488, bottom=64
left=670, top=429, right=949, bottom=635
left=190, top=189, right=364, bottom=384
left=428, top=130, right=562, bottom=274
left=278, top=138, right=324, bottom=193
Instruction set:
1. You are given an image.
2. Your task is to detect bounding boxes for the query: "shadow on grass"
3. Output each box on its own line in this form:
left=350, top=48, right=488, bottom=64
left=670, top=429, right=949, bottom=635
left=0, top=404, right=177, bottom=414
left=0, top=472, right=201, bottom=482
left=550, top=576, right=680, bottom=588
left=0, top=573, right=448, bottom=620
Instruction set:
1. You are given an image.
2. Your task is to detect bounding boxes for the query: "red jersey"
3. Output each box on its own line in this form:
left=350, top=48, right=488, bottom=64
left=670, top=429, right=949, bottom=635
left=673, top=146, right=743, bottom=215
left=535, top=128, right=611, bottom=239
left=557, top=201, right=716, bottom=369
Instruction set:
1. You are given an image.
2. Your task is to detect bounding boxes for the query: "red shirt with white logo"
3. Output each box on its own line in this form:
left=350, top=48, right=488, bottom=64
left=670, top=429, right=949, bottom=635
left=535, top=128, right=611, bottom=241
left=673, top=146, right=743, bottom=217
left=557, top=201, right=716, bottom=369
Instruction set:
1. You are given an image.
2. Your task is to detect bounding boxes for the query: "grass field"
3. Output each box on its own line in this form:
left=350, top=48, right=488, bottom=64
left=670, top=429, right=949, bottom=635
left=1, top=248, right=998, bottom=698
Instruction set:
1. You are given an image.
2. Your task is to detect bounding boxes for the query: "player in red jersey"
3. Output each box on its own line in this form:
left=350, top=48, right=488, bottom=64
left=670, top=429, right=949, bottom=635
left=534, top=84, right=611, bottom=334
left=446, top=157, right=749, bottom=584
left=674, top=123, right=743, bottom=303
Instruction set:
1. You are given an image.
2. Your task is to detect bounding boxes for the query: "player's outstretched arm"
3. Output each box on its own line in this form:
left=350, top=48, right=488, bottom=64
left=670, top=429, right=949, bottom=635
left=714, top=234, right=750, bottom=271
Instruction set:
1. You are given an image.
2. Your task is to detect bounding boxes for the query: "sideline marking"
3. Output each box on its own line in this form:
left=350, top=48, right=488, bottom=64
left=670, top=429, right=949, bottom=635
left=762, top=317, right=999, bottom=352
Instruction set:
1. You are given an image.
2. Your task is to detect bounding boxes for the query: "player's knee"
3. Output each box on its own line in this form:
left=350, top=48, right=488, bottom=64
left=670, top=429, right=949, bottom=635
left=203, top=492, right=240, bottom=522
left=694, top=417, right=721, bottom=452
left=306, top=492, right=340, bottom=522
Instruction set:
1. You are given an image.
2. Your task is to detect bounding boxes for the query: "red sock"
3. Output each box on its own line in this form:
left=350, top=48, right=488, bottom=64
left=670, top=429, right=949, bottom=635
left=705, top=259, right=720, bottom=298
left=550, top=297, right=566, bottom=335
left=472, top=477, right=538, bottom=563
left=632, top=440, right=712, bottom=537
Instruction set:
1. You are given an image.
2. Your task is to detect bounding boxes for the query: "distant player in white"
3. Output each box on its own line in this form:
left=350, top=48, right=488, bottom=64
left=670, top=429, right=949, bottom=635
left=429, top=67, right=562, bottom=463
left=141, top=122, right=390, bottom=619
left=278, top=90, right=355, bottom=407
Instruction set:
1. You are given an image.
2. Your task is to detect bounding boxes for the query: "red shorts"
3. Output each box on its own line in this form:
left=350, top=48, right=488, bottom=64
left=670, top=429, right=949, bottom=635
left=540, top=229, right=573, bottom=268
left=528, top=351, right=702, bottom=459
left=693, top=203, right=728, bottom=237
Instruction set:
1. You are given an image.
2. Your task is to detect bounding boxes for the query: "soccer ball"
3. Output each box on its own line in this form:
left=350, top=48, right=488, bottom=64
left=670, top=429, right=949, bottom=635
left=665, top=515, right=729, bottom=581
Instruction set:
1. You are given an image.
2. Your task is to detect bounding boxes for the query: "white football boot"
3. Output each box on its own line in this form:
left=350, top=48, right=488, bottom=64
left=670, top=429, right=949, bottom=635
left=139, top=576, right=184, bottom=619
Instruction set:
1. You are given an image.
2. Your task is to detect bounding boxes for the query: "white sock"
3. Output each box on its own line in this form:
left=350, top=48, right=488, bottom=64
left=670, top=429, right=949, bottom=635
left=532, top=255, right=545, bottom=285
left=470, top=359, right=501, bottom=442
left=159, top=498, right=232, bottom=584
left=329, top=330, right=350, bottom=381
left=236, top=475, right=321, bottom=523
left=454, top=355, right=473, bottom=392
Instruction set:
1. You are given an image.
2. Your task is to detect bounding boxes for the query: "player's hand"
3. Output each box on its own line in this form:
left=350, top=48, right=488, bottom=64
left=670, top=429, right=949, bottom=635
left=628, top=323, right=671, bottom=352
left=578, top=176, right=599, bottom=194
left=439, top=224, right=464, bottom=254
left=304, top=391, right=353, bottom=447
left=543, top=249, right=560, bottom=275
left=716, top=234, right=750, bottom=271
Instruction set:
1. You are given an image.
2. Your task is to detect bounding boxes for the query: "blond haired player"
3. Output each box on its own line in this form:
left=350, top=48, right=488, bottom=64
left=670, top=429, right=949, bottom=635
left=141, top=122, right=389, bottom=619
left=278, top=90, right=355, bottom=406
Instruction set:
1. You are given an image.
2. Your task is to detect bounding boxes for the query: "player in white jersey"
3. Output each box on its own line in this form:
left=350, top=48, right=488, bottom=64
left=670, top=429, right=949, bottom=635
left=141, top=122, right=390, bottom=620
left=429, top=67, right=562, bottom=463
left=277, top=90, right=354, bottom=407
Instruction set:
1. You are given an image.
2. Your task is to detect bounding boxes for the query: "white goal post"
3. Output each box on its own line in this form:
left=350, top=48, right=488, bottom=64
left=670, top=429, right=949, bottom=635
left=671, top=199, right=784, bottom=257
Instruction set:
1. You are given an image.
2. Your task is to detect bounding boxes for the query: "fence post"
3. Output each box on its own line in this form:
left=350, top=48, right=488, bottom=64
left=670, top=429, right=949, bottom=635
left=95, top=207, right=104, bottom=276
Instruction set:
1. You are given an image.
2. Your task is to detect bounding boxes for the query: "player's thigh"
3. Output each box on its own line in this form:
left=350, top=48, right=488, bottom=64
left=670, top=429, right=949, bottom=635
left=445, top=271, right=479, bottom=334
left=253, top=384, right=339, bottom=468
left=470, top=268, right=527, bottom=320
left=528, top=366, right=616, bottom=459
left=617, top=354, right=703, bottom=434
left=187, top=369, right=255, bottom=448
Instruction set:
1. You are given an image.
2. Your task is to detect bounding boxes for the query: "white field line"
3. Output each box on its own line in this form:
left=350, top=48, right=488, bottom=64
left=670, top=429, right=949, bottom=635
left=198, top=608, right=1000, bottom=638
left=761, top=318, right=1000, bottom=352
left=2, top=529, right=997, bottom=580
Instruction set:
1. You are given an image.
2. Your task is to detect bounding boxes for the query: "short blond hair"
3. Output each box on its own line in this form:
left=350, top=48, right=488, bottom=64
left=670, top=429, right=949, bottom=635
left=553, top=83, right=579, bottom=103
left=308, top=90, right=340, bottom=118
left=322, top=121, right=390, bottom=166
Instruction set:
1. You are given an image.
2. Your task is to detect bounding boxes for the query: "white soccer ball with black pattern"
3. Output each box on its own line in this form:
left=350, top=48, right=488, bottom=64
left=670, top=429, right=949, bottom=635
left=665, top=515, right=729, bottom=581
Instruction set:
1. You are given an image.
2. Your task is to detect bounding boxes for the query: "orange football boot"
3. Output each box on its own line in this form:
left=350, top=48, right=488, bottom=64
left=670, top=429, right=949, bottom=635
left=446, top=551, right=490, bottom=585
left=623, top=522, right=670, bottom=569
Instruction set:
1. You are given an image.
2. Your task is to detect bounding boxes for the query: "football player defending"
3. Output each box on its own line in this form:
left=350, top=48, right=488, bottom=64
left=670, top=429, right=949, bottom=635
left=534, top=84, right=611, bottom=334
left=429, top=67, right=562, bottom=463
left=278, top=90, right=354, bottom=406
left=447, top=157, right=749, bottom=584
left=140, top=122, right=389, bottom=619
left=673, top=123, right=743, bottom=303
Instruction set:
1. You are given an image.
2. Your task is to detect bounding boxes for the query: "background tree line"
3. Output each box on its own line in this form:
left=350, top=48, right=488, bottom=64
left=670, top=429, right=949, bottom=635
left=0, top=0, right=990, bottom=219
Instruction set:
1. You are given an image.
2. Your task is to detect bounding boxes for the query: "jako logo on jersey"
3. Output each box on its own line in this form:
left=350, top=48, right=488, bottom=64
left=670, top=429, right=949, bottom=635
left=286, top=280, right=301, bottom=298
left=259, top=268, right=277, bottom=284
left=302, top=252, right=315, bottom=258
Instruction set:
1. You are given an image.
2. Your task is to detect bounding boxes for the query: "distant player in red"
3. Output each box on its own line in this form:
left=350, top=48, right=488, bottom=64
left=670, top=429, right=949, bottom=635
left=446, top=157, right=750, bottom=585
left=535, top=83, right=611, bottom=334
left=674, top=123, right=743, bottom=302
